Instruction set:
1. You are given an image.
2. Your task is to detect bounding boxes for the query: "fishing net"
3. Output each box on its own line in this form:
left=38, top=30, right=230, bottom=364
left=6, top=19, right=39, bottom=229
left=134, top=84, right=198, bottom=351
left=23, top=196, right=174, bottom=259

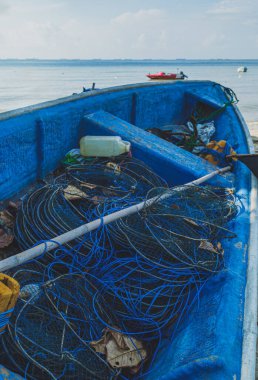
left=0, top=157, right=239, bottom=379
left=2, top=265, right=120, bottom=380
left=2, top=257, right=195, bottom=379
left=108, top=185, right=237, bottom=272
left=15, top=158, right=167, bottom=252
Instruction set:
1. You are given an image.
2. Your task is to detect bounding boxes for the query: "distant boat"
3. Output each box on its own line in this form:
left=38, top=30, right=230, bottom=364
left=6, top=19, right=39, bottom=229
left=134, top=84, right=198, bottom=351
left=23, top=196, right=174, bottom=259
left=237, top=66, right=248, bottom=73
left=147, top=71, right=188, bottom=80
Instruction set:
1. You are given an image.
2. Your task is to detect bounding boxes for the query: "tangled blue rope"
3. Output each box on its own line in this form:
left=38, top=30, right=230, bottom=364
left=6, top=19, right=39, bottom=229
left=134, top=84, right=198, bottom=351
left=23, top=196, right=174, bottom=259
left=0, top=308, right=14, bottom=335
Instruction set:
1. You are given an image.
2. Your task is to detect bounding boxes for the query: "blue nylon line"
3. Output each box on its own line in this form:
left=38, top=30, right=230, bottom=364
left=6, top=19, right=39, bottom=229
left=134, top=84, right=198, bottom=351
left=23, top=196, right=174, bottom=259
left=7, top=160, right=238, bottom=380
left=0, top=308, right=14, bottom=334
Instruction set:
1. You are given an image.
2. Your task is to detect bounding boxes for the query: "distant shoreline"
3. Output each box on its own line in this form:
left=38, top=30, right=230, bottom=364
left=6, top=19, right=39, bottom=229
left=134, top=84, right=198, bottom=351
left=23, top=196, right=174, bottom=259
left=0, top=58, right=257, bottom=64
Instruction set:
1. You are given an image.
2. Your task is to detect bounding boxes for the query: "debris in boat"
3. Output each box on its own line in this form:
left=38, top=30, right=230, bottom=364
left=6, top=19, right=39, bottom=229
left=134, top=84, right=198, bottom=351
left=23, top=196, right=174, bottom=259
left=199, top=240, right=223, bottom=255
left=187, top=120, right=215, bottom=152
left=91, top=328, right=147, bottom=372
left=0, top=230, right=13, bottom=248
left=0, top=210, right=14, bottom=229
left=63, top=185, right=88, bottom=201
left=62, top=148, right=85, bottom=165
left=0, top=202, right=19, bottom=249
left=183, top=217, right=200, bottom=227
left=19, top=283, right=41, bottom=302
left=147, top=122, right=239, bottom=168
left=106, top=161, right=121, bottom=174
left=80, top=181, right=98, bottom=190
left=199, top=140, right=236, bottom=166
left=146, top=90, right=239, bottom=163
left=147, top=120, right=215, bottom=152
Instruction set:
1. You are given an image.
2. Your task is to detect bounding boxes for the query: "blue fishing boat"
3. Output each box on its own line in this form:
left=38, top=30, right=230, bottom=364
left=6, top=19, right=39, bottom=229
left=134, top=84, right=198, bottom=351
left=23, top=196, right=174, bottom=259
left=0, top=81, right=257, bottom=380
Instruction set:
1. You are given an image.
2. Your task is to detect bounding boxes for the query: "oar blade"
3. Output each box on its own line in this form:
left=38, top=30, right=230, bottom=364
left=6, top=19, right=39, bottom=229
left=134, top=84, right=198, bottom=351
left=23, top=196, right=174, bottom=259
left=228, top=154, right=258, bottom=178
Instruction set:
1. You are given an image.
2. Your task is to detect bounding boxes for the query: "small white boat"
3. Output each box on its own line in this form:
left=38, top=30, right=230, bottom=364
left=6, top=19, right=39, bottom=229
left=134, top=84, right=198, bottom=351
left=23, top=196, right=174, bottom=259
left=237, top=66, right=248, bottom=73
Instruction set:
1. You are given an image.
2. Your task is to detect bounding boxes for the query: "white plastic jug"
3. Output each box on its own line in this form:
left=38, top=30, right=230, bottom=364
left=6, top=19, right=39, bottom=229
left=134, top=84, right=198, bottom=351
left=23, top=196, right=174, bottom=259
left=80, top=136, right=131, bottom=157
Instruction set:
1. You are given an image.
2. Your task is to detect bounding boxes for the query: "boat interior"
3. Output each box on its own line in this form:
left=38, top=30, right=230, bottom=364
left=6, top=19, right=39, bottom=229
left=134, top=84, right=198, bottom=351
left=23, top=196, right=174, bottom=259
left=0, top=81, right=254, bottom=379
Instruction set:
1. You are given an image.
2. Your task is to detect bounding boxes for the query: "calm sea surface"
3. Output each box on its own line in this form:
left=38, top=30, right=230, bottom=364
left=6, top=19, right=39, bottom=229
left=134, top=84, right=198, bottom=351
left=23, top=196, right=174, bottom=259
left=0, top=59, right=258, bottom=126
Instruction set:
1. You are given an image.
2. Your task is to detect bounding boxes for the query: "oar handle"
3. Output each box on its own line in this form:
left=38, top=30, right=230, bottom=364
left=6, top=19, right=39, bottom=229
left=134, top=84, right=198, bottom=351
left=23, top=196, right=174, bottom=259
left=226, top=154, right=258, bottom=159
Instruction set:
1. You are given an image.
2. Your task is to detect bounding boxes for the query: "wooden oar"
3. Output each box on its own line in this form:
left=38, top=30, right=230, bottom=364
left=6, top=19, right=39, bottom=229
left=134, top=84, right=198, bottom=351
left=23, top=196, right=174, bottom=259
left=227, top=154, right=258, bottom=178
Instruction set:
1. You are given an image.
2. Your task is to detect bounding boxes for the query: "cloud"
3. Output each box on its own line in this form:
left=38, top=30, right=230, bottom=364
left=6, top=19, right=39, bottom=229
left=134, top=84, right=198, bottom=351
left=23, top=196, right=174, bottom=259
left=112, top=8, right=166, bottom=25
left=202, top=33, right=227, bottom=49
left=0, top=0, right=10, bottom=14
left=241, top=18, right=258, bottom=27
left=207, top=3, right=241, bottom=15
left=207, top=0, right=257, bottom=16
left=0, top=1, right=257, bottom=59
left=108, top=9, right=170, bottom=57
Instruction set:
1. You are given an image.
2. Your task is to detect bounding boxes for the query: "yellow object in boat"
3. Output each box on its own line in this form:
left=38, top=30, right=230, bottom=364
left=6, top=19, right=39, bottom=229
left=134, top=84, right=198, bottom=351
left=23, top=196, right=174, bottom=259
left=0, top=274, right=20, bottom=335
left=201, top=140, right=236, bottom=165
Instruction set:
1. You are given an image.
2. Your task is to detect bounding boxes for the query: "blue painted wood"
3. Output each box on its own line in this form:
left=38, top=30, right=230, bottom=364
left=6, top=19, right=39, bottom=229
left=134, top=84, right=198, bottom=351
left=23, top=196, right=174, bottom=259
left=130, top=92, right=138, bottom=125
left=0, top=81, right=253, bottom=379
left=82, top=110, right=231, bottom=187
left=35, top=118, right=44, bottom=179
left=0, top=80, right=241, bottom=200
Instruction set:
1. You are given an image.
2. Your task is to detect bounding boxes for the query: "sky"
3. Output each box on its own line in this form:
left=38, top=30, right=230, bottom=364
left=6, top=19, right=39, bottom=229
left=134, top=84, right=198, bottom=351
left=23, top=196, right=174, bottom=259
left=0, top=0, right=257, bottom=59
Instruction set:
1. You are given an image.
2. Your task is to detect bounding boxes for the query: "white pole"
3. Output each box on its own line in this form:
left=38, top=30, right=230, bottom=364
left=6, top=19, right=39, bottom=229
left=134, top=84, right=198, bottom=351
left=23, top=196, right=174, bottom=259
left=0, top=166, right=231, bottom=272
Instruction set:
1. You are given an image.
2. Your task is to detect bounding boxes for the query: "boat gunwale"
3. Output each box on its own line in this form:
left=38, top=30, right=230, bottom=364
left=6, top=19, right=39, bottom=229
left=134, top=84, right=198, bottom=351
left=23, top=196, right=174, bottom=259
left=0, top=80, right=215, bottom=122
left=234, top=103, right=258, bottom=380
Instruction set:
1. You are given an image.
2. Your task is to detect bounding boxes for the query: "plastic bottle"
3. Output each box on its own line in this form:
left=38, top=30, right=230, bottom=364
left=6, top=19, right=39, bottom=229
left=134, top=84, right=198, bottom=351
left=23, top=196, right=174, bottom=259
left=80, top=136, right=131, bottom=157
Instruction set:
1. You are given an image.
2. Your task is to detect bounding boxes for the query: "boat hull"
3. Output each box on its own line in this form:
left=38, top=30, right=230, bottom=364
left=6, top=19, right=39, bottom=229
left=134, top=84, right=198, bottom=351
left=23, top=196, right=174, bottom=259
left=237, top=66, right=248, bottom=73
left=147, top=74, right=184, bottom=80
left=0, top=81, right=256, bottom=379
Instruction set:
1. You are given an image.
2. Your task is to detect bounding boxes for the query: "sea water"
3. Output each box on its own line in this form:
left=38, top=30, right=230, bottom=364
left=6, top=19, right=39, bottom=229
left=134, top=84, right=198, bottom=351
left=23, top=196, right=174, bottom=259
left=0, top=59, right=257, bottom=131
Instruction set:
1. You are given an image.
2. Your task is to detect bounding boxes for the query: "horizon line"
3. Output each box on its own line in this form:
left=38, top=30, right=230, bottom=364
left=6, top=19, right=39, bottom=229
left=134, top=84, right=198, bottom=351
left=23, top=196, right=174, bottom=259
left=0, top=58, right=257, bottom=61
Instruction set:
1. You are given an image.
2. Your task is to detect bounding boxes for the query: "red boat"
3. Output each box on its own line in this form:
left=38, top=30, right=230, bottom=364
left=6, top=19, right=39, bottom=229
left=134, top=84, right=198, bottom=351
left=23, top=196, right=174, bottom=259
left=147, top=71, right=188, bottom=80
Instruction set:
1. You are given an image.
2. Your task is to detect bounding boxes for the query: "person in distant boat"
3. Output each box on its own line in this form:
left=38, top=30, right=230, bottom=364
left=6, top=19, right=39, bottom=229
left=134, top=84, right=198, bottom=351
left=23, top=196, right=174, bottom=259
left=179, top=71, right=188, bottom=78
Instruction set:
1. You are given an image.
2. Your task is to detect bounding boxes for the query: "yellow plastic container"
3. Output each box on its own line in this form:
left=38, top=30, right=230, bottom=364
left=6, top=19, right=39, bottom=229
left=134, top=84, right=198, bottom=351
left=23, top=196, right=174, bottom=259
left=0, top=274, right=20, bottom=335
